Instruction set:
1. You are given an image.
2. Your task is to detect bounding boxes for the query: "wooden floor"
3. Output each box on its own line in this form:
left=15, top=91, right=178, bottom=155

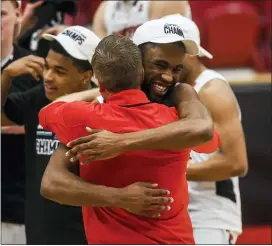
left=214, top=68, right=271, bottom=85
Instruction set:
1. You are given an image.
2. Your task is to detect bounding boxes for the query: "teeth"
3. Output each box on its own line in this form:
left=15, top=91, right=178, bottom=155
left=46, top=86, right=54, bottom=89
left=154, top=83, right=167, bottom=92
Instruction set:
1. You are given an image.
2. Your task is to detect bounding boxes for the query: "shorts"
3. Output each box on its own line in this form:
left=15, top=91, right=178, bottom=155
left=1, top=222, right=26, bottom=244
left=193, top=228, right=238, bottom=244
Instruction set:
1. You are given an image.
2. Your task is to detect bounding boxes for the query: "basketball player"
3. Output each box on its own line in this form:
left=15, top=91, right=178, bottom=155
left=43, top=0, right=191, bottom=38
left=161, top=14, right=248, bottom=244
left=93, top=0, right=192, bottom=38
left=65, top=16, right=248, bottom=244
left=1, top=26, right=98, bottom=244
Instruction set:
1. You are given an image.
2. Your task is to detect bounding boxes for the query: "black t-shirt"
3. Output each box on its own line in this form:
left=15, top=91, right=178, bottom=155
left=4, top=84, right=91, bottom=244
left=1, top=45, right=41, bottom=224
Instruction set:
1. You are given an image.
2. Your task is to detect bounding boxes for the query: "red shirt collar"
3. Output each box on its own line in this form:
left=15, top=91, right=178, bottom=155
left=106, top=89, right=150, bottom=106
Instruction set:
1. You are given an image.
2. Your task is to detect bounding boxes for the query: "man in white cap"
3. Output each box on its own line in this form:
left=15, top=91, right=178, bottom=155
left=160, top=14, right=248, bottom=244
left=1, top=26, right=98, bottom=244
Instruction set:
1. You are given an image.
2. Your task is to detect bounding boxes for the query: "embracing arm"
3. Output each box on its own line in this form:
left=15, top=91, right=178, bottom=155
left=41, top=144, right=172, bottom=217
left=53, top=88, right=100, bottom=103
left=121, top=83, right=214, bottom=150
left=40, top=143, right=119, bottom=206
left=186, top=80, right=248, bottom=181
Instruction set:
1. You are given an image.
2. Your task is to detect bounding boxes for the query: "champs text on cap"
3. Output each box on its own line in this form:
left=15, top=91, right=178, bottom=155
left=164, top=23, right=185, bottom=39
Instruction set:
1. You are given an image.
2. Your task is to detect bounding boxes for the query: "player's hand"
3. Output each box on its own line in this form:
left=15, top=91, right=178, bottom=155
left=21, top=0, right=44, bottom=30
left=118, top=182, right=173, bottom=218
left=40, top=24, right=70, bottom=37
left=66, top=127, right=125, bottom=163
left=4, top=55, right=44, bottom=81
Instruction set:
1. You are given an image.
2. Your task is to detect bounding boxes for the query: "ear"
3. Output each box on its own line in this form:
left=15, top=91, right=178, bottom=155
left=98, top=81, right=105, bottom=93
left=82, top=71, right=92, bottom=84
left=141, top=68, right=145, bottom=83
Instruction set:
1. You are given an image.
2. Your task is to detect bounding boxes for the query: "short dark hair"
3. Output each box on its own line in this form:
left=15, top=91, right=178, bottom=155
left=50, top=40, right=92, bottom=72
left=138, top=41, right=186, bottom=59
left=92, top=34, right=143, bottom=93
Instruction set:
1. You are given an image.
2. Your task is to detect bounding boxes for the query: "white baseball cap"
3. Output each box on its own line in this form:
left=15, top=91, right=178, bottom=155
left=133, top=18, right=200, bottom=56
left=161, top=14, right=213, bottom=59
left=42, top=26, right=101, bottom=64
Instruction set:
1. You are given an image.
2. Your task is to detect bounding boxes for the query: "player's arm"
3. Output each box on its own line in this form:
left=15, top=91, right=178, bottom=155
left=51, top=88, right=100, bottom=104
left=40, top=143, right=119, bottom=207
left=40, top=126, right=173, bottom=216
left=40, top=88, right=100, bottom=118
left=121, top=83, right=214, bottom=150
left=149, top=1, right=190, bottom=19
left=92, top=1, right=107, bottom=38
left=186, top=80, right=248, bottom=181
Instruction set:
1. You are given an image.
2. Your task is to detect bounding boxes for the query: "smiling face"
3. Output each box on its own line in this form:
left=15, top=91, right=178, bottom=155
left=43, top=49, right=91, bottom=101
left=140, top=42, right=185, bottom=102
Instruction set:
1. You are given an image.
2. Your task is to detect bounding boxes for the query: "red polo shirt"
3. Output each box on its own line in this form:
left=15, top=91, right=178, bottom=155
left=39, top=89, right=214, bottom=244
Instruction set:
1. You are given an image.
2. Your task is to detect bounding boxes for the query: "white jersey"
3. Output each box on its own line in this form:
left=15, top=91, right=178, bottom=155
left=104, top=1, right=150, bottom=38
left=104, top=1, right=192, bottom=38
left=188, top=69, right=242, bottom=235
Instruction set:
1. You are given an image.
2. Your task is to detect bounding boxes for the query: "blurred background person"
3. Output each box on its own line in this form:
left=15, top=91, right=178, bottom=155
left=92, top=0, right=191, bottom=38
left=17, top=0, right=77, bottom=54
left=41, top=0, right=191, bottom=39
left=1, top=1, right=41, bottom=244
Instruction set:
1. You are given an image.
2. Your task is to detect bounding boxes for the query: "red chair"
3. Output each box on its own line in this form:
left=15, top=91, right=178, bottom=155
left=236, top=225, right=272, bottom=245
left=200, top=2, right=261, bottom=69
